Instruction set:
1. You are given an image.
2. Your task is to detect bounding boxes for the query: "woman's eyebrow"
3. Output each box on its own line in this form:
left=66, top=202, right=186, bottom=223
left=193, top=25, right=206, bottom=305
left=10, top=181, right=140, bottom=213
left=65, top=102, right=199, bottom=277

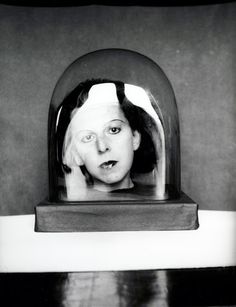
left=76, top=129, right=94, bottom=135
left=109, top=119, right=126, bottom=123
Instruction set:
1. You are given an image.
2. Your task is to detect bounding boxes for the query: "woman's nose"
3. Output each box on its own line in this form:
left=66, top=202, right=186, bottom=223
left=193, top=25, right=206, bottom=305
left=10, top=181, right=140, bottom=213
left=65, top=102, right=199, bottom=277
left=96, top=136, right=110, bottom=153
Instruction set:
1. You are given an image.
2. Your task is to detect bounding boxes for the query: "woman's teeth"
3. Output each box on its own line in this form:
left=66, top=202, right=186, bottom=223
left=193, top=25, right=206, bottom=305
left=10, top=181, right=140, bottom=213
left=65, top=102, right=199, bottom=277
left=100, top=161, right=117, bottom=169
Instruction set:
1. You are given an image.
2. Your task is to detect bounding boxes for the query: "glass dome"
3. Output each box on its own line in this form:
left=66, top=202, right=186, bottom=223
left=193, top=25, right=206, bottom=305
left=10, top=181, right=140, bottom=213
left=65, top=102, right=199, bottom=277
left=48, top=49, right=180, bottom=202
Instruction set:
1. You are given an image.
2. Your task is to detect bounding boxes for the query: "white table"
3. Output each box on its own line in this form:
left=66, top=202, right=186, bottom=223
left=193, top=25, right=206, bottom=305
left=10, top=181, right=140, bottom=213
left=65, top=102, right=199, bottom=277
left=0, top=210, right=235, bottom=272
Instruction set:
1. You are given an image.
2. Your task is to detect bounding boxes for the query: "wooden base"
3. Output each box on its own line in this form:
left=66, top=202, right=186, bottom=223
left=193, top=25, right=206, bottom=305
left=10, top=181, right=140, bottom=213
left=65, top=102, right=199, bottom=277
left=35, top=192, right=199, bottom=232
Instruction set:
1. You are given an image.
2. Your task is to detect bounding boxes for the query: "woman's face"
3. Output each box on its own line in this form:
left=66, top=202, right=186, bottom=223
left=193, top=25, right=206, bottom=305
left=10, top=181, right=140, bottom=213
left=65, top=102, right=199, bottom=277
left=70, top=104, right=140, bottom=191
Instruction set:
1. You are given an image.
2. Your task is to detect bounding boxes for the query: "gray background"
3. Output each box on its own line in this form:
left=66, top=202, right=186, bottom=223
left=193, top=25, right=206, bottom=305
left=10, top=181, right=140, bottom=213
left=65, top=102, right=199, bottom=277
left=0, top=3, right=235, bottom=215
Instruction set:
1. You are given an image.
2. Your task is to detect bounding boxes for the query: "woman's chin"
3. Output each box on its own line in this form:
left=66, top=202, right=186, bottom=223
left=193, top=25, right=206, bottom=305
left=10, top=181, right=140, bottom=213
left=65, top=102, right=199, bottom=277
left=93, top=177, right=134, bottom=192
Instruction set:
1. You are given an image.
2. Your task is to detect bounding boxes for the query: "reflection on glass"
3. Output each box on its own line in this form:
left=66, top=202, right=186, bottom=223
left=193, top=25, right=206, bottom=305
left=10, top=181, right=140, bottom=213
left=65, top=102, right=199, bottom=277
left=61, top=271, right=169, bottom=307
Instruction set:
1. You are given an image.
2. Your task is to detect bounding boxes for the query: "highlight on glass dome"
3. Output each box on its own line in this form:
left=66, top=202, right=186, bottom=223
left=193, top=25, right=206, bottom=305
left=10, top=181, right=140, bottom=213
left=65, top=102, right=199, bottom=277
left=48, top=49, right=180, bottom=202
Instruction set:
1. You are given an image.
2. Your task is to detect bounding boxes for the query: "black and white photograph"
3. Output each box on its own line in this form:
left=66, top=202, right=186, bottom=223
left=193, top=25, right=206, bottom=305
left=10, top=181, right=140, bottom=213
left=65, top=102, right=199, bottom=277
left=0, top=1, right=236, bottom=306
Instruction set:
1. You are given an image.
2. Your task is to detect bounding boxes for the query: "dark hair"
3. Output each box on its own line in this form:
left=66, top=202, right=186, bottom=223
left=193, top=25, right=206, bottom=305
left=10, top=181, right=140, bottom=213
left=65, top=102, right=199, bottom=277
left=56, top=79, right=158, bottom=175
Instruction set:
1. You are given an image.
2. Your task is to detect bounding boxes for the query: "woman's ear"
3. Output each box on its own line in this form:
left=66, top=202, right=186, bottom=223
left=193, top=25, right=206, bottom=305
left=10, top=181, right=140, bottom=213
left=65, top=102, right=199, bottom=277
left=132, top=130, right=141, bottom=151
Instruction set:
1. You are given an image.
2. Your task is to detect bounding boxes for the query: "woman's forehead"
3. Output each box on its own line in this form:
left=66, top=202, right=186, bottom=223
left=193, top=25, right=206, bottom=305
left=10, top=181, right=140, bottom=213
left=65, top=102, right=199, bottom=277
left=70, top=104, right=127, bottom=132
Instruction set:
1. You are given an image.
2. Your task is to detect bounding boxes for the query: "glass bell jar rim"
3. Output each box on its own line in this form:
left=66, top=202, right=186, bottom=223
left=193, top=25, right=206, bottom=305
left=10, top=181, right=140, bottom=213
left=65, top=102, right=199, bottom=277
left=50, top=48, right=178, bottom=109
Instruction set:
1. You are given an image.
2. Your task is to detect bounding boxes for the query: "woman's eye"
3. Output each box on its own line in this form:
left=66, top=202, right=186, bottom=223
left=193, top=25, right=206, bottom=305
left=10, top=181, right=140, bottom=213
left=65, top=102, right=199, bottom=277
left=81, top=134, right=95, bottom=143
left=108, top=127, right=121, bottom=134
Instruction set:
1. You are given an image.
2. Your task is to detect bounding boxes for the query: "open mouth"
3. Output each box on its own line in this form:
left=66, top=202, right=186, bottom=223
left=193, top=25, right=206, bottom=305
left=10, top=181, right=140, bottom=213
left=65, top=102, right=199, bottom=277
left=99, top=160, right=117, bottom=170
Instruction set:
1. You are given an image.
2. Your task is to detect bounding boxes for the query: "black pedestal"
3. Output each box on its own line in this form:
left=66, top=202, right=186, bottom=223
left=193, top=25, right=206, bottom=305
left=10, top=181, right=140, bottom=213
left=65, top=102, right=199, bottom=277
left=35, top=192, right=199, bottom=232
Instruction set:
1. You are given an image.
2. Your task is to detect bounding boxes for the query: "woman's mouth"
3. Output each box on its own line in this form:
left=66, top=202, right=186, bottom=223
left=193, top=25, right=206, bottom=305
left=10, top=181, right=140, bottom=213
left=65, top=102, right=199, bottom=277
left=99, top=160, right=117, bottom=170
